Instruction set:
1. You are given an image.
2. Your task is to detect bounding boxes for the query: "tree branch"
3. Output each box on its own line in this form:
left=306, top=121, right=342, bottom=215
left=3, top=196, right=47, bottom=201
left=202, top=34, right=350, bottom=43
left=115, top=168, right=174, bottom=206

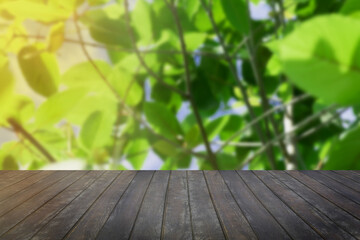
left=73, top=12, right=121, bottom=101
left=123, top=0, right=189, bottom=99
left=7, top=118, right=56, bottom=163
left=200, top=0, right=276, bottom=169
left=165, top=0, right=219, bottom=169
left=215, top=94, right=310, bottom=153
left=238, top=105, right=337, bottom=169
left=244, top=0, right=293, bottom=167
left=14, top=34, right=242, bottom=59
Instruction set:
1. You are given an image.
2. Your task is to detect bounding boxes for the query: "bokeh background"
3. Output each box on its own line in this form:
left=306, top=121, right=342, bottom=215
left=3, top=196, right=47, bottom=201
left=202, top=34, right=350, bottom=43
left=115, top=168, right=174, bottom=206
left=0, top=0, right=359, bottom=170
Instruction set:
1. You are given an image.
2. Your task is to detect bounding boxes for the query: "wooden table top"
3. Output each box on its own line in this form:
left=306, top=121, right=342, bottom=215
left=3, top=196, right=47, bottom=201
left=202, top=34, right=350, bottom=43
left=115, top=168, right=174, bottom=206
left=0, top=170, right=359, bottom=239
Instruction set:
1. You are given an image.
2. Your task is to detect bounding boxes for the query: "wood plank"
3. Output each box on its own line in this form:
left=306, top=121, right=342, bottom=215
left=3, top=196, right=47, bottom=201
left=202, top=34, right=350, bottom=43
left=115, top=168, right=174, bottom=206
left=288, top=171, right=360, bottom=220
left=303, top=171, right=360, bottom=205
left=205, top=171, right=258, bottom=239
left=130, top=171, right=170, bottom=239
left=0, top=171, right=85, bottom=236
left=328, top=171, right=360, bottom=193
left=162, top=171, right=192, bottom=240
left=219, top=171, right=284, bottom=239
left=239, top=171, right=321, bottom=239
left=0, top=171, right=52, bottom=202
left=0, top=171, right=103, bottom=240
left=271, top=171, right=360, bottom=239
left=0, top=171, right=68, bottom=216
left=32, top=171, right=121, bottom=240
left=0, top=171, right=39, bottom=190
left=187, top=171, right=225, bottom=240
left=321, top=171, right=360, bottom=193
left=335, top=170, right=360, bottom=184
left=95, top=171, right=154, bottom=240
left=256, top=171, right=355, bottom=239
left=64, top=171, right=137, bottom=240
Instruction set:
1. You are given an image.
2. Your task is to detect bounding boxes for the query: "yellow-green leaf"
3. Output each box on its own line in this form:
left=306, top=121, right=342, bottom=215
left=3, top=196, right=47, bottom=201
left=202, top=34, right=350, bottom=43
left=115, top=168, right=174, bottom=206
left=0, top=55, right=14, bottom=123
left=221, top=0, right=249, bottom=35
left=18, top=44, right=60, bottom=97
left=276, top=15, right=360, bottom=105
left=0, top=1, right=70, bottom=23
left=80, top=111, right=114, bottom=149
left=35, top=88, right=88, bottom=127
left=47, top=22, right=65, bottom=52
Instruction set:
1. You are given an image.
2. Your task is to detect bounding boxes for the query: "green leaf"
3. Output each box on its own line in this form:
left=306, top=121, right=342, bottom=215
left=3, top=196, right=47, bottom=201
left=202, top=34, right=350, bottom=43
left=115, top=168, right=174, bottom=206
left=221, top=0, right=249, bottom=35
left=0, top=1, right=70, bottom=23
left=184, top=32, right=207, bottom=51
left=66, top=93, right=117, bottom=125
left=340, top=0, right=360, bottom=15
left=216, top=153, right=239, bottom=170
left=0, top=55, right=14, bottom=122
left=80, top=111, right=115, bottom=149
left=276, top=15, right=360, bottom=105
left=63, top=61, right=143, bottom=106
left=324, top=126, right=360, bottom=170
left=144, top=102, right=183, bottom=140
left=179, top=0, right=200, bottom=19
left=80, top=7, right=132, bottom=47
left=87, top=0, right=110, bottom=6
left=2, top=155, right=19, bottom=170
left=124, top=138, right=149, bottom=169
left=132, top=0, right=154, bottom=44
left=62, top=60, right=112, bottom=89
left=152, top=140, right=178, bottom=158
left=108, top=68, right=143, bottom=106
left=7, top=95, right=35, bottom=125
left=47, top=22, right=65, bottom=52
left=18, top=44, right=60, bottom=97
left=35, top=88, right=88, bottom=127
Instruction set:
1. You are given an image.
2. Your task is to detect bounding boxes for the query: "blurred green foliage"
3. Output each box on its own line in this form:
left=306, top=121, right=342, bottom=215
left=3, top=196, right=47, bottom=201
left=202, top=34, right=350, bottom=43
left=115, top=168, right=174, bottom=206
left=0, top=0, right=359, bottom=170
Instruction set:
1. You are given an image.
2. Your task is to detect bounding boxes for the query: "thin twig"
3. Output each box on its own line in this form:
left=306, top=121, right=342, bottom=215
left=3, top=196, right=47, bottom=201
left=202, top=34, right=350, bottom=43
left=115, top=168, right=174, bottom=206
left=7, top=118, right=56, bottom=163
left=111, top=65, right=141, bottom=165
left=165, top=0, right=219, bottom=169
left=215, top=94, right=311, bottom=153
left=201, top=0, right=276, bottom=168
left=123, top=0, right=189, bottom=98
left=214, top=141, right=263, bottom=147
left=245, top=0, right=292, bottom=166
left=73, top=12, right=121, bottom=100
left=238, top=105, right=337, bottom=169
left=298, top=108, right=347, bottom=141
left=15, top=34, right=240, bottom=59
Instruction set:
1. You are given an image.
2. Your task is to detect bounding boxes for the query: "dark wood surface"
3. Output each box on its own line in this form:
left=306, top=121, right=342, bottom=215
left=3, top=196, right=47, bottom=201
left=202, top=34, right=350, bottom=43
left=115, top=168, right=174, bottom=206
left=0, top=171, right=359, bottom=240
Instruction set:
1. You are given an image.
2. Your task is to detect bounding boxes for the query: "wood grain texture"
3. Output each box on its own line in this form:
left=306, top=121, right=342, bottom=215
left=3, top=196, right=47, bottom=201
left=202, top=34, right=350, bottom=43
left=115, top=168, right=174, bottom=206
left=218, top=170, right=280, bottom=239
left=288, top=171, right=360, bottom=220
left=65, top=171, right=136, bottom=240
left=96, top=171, right=154, bottom=240
left=0, top=171, right=85, bottom=236
left=162, top=171, right=192, bottom=240
left=272, top=171, right=360, bottom=239
left=256, top=171, right=355, bottom=239
left=130, top=171, right=170, bottom=240
left=322, top=171, right=360, bottom=193
left=32, top=171, right=119, bottom=240
left=303, top=171, right=360, bottom=205
left=335, top=170, right=360, bottom=184
left=187, top=171, right=225, bottom=240
left=0, top=170, right=360, bottom=240
left=239, top=171, right=322, bottom=239
left=205, top=171, right=258, bottom=239
left=0, top=171, right=103, bottom=240
left=0, top=171, right=51, bottom=202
